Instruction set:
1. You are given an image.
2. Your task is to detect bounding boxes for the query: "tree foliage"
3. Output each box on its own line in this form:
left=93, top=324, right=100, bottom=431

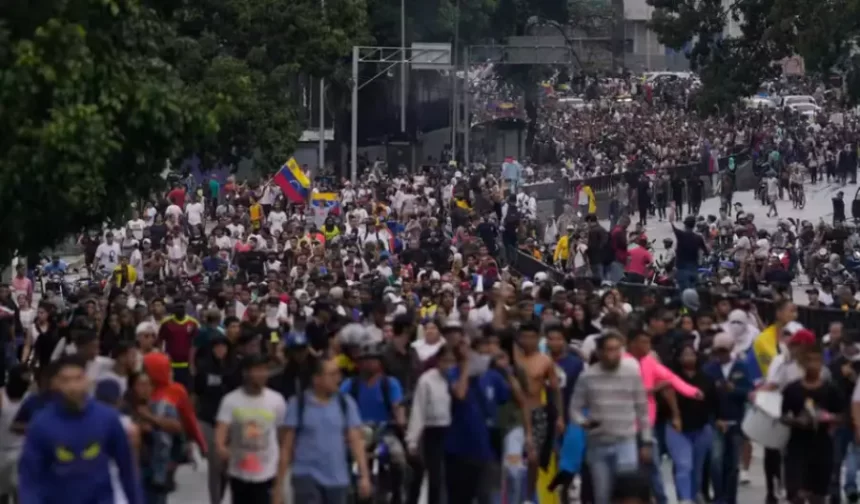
left=0, top=0, right=217, bottom=265
left=0, top=0, right=371, bottom=263
left=648, top=0, right=860, bottom=113
left=170, top=0, right=369, bottom=170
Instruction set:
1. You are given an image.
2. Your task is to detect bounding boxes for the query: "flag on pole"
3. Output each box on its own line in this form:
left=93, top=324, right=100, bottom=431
left=273, top=158, right=310, bottom=204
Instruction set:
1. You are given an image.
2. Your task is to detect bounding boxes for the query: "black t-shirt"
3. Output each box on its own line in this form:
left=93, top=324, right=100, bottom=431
left=149, top=224, right=168, bottom=248
left=305, top=319, right=329, bottom=352
left=825, top=228, right=848, bottom=256
left=673, top=226, right=707, bottom=269
left=764, top=268, right=792, bottom=286
left=781, top=380, right=842, bottom=454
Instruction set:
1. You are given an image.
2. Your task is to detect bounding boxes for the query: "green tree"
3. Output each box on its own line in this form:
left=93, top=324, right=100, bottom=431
left=490, top=0, right=613, bottom=153
left=648, top=0, right=860, bottom=113
left=171, top=0, right=369, bottom=173
left=0, top=0, right=217, bottom=265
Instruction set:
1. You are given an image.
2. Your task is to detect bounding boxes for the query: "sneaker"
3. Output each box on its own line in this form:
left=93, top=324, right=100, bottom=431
left=848, top=491, right=859, bottom=504
left=740, top=469, right=751, bottom=485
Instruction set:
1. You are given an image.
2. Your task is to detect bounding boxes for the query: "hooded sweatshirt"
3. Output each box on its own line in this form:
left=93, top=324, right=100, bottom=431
left=625, top=352, right=701, bottom=426
left=143, top=352, right=207, bottom=453
left=18, top=399, right=143, bottom=504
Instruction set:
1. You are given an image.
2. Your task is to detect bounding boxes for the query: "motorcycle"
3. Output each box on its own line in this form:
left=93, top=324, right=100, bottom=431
left=353, top=423, right=399, bottom=504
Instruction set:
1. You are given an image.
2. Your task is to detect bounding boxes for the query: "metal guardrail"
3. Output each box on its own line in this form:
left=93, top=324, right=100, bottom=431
left=514, top=251, right=856, bottom=338
left=519, top=148, right=751, bottom=201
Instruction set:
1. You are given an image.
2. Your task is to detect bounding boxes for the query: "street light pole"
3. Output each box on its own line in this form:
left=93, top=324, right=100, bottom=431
left=318, top=0, right=326, bottom=176
left=350, top=45, right=359, bottom=184
left=400, top=0, right=406, bottom=133
left=450, top=0, right=460, bottom=160
left=464, top=45, right=470, bottom=168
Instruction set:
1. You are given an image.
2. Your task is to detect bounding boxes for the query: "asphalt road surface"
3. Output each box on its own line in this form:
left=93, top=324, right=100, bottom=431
left=170, top=450, right=772, bottom=504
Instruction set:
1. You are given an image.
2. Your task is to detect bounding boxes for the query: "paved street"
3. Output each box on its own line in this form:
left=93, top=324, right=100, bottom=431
left=170, top=449, right=772, bottom=503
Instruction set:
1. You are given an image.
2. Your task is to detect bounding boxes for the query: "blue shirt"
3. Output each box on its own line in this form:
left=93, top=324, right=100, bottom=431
left=42, top=262, right=68, bottom=275
left=555, top=353, right=585, bottom=414
left=445, top=367, right=510, bottom=461
left=14, top=392, right=56, bottom=426
left=340, top=376, right=403, bottom=424
left=202, top=257, right=224, bottom=273
left=18, top=399, right=143, bottom=504
left=284, top=392, right=362, bottom=487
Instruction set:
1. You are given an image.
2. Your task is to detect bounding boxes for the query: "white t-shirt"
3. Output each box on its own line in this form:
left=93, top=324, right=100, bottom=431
left=216, top=388, right=287, bottom=482
left=572, top=243, right=588, bottom=269
left=268, top=211, right=287, bottom=234
left=227, top=224, right=245, bottom=243
left=165, top=204, right=184, bottom=221
left=215, top=235, right=233, bottom=251
left=186, top=202, right=205, bottom=226
left=127, top=219, right=146, bottom=240
left=95, top=242, right=121, bottom=271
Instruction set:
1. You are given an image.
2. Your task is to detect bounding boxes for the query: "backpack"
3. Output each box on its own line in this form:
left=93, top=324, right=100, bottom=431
left=349, top=376, right=394, bottom=422
left=295, top=389, right=349, bottom=434
left=504, top=206, right=520, bottom=228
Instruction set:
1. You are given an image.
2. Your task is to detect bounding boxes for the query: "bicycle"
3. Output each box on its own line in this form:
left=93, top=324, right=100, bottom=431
left=790, top=183, right=806, bottom=209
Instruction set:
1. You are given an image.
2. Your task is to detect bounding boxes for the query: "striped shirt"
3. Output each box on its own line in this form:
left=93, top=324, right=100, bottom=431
left=569, top=357, right=652, bottom=444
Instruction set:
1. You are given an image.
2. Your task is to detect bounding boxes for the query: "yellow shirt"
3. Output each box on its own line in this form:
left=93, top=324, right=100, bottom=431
left=112, top=265, right=137, bottom=287
left=249, top=203, right=263, bottom=221
left=553, top=235, right=570, bottom=262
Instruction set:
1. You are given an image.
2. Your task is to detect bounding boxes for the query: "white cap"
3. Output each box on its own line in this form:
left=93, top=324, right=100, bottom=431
left=534, top=272, right=549, bottom=283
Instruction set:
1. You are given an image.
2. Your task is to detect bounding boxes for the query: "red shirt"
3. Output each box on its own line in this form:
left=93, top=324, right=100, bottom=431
left=167, top=188, right=186, bottom=208
left=625, top=246, right=653, bottom=276
left=159, top=315, right=199, bottom=363
left=611, top=226, right=629, bottom=263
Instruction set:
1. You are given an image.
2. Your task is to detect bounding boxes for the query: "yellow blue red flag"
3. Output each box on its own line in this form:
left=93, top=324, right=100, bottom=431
left=273, top=157, right=310, bottom=203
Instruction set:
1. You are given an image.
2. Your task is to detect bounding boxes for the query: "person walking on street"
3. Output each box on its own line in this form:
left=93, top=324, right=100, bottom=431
left=275, top=357, right=372, bottom=504
left=569, top=331, right=651, bottom=504
left=215, top=354, right=286, bottom=503
left=195, top=333, right=238, bottom=504
left=703, top=333, right=754, bottom=504
left=665, top=345, right=717, bottom=504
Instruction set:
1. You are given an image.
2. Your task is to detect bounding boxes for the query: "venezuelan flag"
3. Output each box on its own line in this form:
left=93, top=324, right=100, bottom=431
left=311, top=192, right=339, bottom=209
left=273, top=157, right=310, bottom=204
left=751, top=324, right=778, bottom=380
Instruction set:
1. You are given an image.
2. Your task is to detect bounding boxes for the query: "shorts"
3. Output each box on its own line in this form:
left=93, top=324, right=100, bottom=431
left=785, top=447, right=832, bottom=496
left=0, top=452, right=19, bottom=495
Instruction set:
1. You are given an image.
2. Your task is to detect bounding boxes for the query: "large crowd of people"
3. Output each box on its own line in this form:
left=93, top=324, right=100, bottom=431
left=2, top=71, right=860, bottom=504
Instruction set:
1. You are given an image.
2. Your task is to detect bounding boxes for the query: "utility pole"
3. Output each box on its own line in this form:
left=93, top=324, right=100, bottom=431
left=319, top=0, right=326, bottom=176
left=400, top=0, right=407, bottom=133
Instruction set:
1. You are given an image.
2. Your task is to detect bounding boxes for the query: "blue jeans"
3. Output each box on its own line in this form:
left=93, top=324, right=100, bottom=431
left=609, top=200, right=619, bottom=228
left=586, top=439, right=639, bottom=504
left=676, top=267, right=698, bottom=291
left=590, top=264, right=608, bottom=282
left=498, top=427, right=528, bottom=504
left=831, top=426, right=860, bottom=499
left=665, top=424, right=714, bottom=501
left=648, top=437, right=668, bottom=504
left=710, top=424, right=743, bottom=504
left=607, top=261, right=625, bottom=283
